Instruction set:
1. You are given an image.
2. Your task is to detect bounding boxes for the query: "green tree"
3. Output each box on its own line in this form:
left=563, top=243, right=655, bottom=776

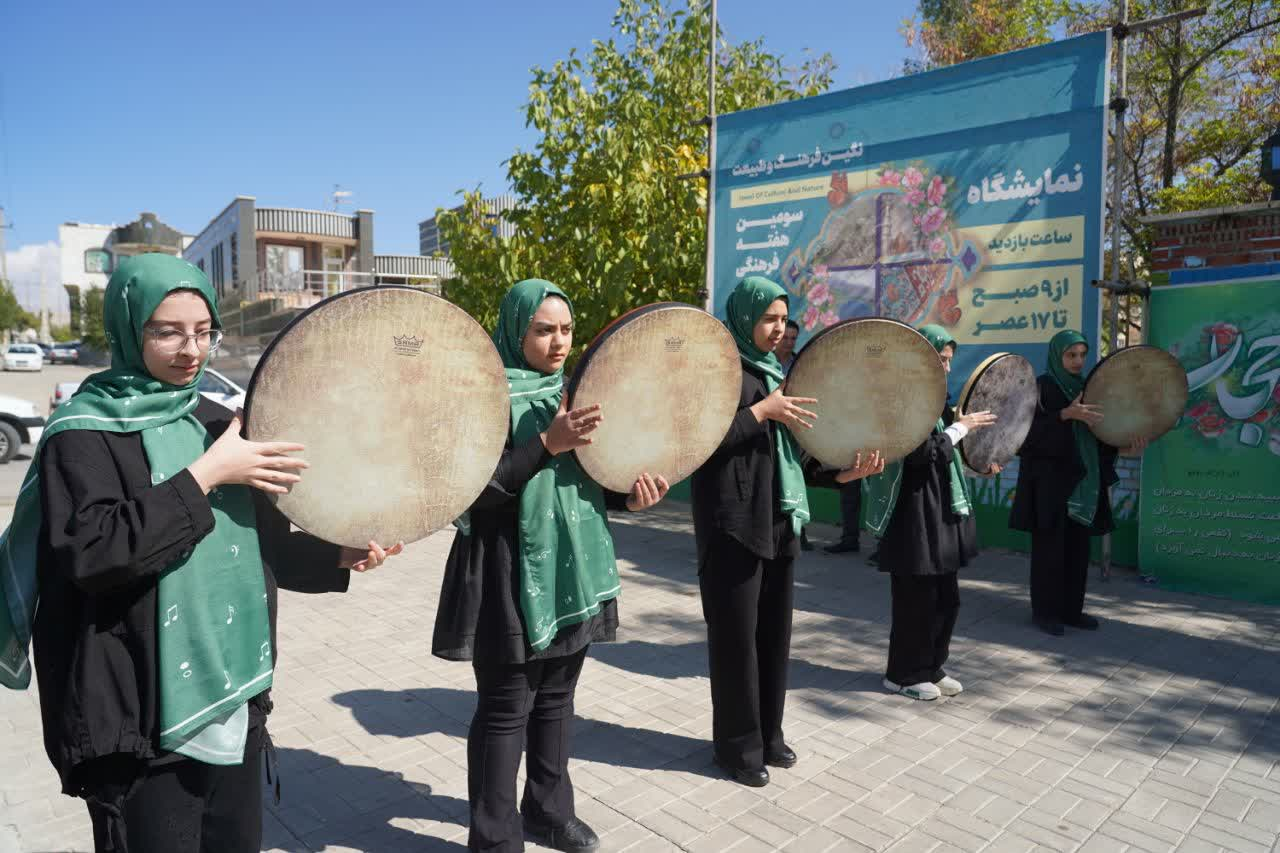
left=901, top=0, right=1081, bottom=71
left=81, top=287, right=109, bottom=351
left=438, top=0, right=834, bottom=345
left=0, top=283, right=38, bottom=335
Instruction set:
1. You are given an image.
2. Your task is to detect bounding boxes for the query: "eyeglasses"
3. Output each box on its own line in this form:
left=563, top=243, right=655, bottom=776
left=144, top=328, right=225, bottom=354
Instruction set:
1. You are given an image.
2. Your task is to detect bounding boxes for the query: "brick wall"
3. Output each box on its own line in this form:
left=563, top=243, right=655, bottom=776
left=1149, top=204, right=1280, bottom=272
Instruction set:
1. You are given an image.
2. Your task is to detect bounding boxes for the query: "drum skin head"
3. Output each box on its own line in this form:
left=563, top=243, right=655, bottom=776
left=1083, top=345, right=1188, bottom=448
left=957, top=352, right=1037, bottom=473
left=784, top=318, right=947, bottom=466
left=569, top=304, right=740, bottom=493
left=245, top=287, right=510, bottom=548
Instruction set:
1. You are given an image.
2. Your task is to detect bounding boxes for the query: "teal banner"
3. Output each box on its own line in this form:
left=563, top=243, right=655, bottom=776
left=1142, top=277, right=1280, bottom=603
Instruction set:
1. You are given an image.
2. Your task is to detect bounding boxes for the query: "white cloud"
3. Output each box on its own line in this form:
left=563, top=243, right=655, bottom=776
left=3, top=241, right=67, bottom=318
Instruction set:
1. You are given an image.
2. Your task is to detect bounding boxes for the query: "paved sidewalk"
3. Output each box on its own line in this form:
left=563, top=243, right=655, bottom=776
left=3, top=503, right=1279, bottom=852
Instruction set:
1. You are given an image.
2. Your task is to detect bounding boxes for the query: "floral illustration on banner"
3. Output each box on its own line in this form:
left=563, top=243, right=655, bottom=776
left=779, top=162, right=982, bottom=335
left=1172, top=319, right=1280, bottom=454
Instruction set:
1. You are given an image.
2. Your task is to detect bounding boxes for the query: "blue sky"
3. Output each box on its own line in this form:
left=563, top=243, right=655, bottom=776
left=1, top=0, right=918, bottom=307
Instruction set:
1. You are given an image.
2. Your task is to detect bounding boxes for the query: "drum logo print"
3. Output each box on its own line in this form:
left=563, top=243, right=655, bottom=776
left=664, top=336, right=685, bottom=353
left=393, top=334, right=424, bottom=357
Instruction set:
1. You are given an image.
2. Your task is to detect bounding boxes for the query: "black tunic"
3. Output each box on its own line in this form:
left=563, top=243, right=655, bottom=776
left=432, top=434, right=630, bottom=666
left=33, top=398, right=349, bottom=797
left=690, top=365, right=836, bottom=566
left=1009, top=375, right=1119, bottom=536
left=876, top=408, right=979, bottom=576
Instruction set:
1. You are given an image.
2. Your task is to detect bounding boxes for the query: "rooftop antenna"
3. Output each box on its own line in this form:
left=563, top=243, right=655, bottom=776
left=331, top=185, right=354, bottom=212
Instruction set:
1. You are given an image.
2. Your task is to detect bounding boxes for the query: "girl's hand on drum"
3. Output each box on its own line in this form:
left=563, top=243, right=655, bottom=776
left=958, top=409, right=998, bottom=431
left=835, top=450, right=885, bottom=483
left=188, top=412, right=310, bottom=496
left=1122, top=436, right=1149, bottom=456
left=1061, top=394, right=1103, bottom=427
left=626, top=473, right=670, bottom=511
left=985, top=463, right=1003, bottom=476
left=541, top=399, right=603, bottom=456
left=340, top=540, right=404, bottom=573
left=752, top=387, right=818, bottom=431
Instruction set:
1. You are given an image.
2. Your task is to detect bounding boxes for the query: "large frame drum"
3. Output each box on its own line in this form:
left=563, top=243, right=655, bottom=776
left=568, top=303, right=741, bottom=493
left=1083, top=345, right=1187, bottom=448
left=956, top=352, right=1037, bottom=473
left=245, top=287, right=510, bottom=548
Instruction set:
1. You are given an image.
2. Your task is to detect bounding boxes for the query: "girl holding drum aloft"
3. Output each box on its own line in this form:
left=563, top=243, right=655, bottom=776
left=864, top=324, right=998, bottom=702
left=4, top=254, right=399, bottom=853
left=1009, top=329, right=1145, bottom=637
left=433, top=279, right=668, bottom=853
left=691, top=276, right=883, bottom=788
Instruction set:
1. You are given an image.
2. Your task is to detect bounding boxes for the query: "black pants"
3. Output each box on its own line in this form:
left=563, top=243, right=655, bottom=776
left=86, top=723, right=265, bottom=853
left=837, top=480, right=862, bottom=546
left=468, top=649, right=586, bottom=852
left=699, top=537, right=794, bottom=770
left=886, top=573, right=959, bottom=686
left=1030, top=521, right=1092, bottom=623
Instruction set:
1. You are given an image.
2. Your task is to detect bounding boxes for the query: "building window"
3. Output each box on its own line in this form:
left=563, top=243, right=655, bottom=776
left=265, top=245, right=304, bottom=291
left=211, top=243, right=225, bottom=293
left=230, top=233, right=238, bottom=287
left=84, top=249, right=111, bottom=274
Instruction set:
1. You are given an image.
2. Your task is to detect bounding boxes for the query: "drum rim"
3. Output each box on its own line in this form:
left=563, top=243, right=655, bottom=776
left=566, top=302, right=709, bottom=401
left=244, top=285, right=484, bottom=425
left=1082, top=343, right=1188, bottom=402
left=785, top=315, right=933, bottom=391
left=956, top=352, right=1035, bottom=471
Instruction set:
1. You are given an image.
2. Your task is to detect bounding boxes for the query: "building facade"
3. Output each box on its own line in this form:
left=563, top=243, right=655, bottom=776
left=418, top=193, right=516, bottom=256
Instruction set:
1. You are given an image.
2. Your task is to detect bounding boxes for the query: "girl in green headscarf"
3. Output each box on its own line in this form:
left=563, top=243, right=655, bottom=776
left=432, top=279, right=669, bottom=852
left=864, top=324, right=999, bottom=702
left=0, top=254, right=398, bottom=852
left=690, top=276, right=883, bottom=788
left=1010, top=330, right=1144, bottom=637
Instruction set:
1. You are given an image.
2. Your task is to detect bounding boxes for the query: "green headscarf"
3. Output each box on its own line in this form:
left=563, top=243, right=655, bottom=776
left=493, top=279, right=619, bottom=653
left=726, top=276, right=811, bottom=534
left=1048, top=329, right=1102, bottom=526
left=862, top=324, right=972, bottom=537
left=0, top=254, right=272, bottom=767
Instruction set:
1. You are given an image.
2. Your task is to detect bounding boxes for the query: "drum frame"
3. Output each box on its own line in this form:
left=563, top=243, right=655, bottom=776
left=1082, top=344, right=1188, bottom=447
left=955, top=351, right=1036, bottom=473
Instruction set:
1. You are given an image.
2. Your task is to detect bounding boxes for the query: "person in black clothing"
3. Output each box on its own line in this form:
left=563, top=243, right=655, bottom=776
left=1010, top=330, right=1145, bottom=636
left=824, top=478, right=864, bottom=555
left=432, top=279, right=668, bottom=853
left=2, top=255, right=398, bottom=853
left=863, top=325, right=998, bottom=702
left=691, top=276, right=882, bottom=787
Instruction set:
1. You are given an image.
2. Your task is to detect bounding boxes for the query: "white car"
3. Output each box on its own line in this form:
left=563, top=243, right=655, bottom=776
left=0, top=393, right=45, bottom=463
left=50, top=368, right=248, bottom=413
left=4, top=344, right=44, bottom=372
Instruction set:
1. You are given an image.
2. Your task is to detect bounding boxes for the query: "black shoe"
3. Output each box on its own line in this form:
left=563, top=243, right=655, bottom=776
left=1066, top=614, right=1100, bottom=630
left=1035, top=617, right=1065, bottom=637
left=714, top=756, right=770, bottom=787
left=867, top=550, right=880, bottom=566
left=522, top=816, right=600, bottom=853
left=800, top=530, right=814, bottom=551
left=765, top=745, right=797, bottom=768
left=824, top=540, right=860, bottom=554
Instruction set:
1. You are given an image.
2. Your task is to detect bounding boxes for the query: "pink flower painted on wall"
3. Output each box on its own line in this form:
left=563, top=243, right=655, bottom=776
left=807, top=281, right=832, bottom=305
left=820, top=310, right=841, bottom=327
left=921, top=206, right=947, bottom=234
left=928, top=237, right=947, bottom=258
left=927, top=175, right=946, bottom=206
left=803, top=304, right=821, bottom=330
left=879, top=169, right=901, bottom=187
left=905, top=189, right=926, bottom=206
left=902, top=167, right=925, bottom=189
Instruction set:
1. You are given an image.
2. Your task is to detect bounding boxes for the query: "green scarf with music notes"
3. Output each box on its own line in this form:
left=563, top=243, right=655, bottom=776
left=862, top=324, right=971, bottom=536
left=726, top=276, right=811, bottom=534
left=494, top=279, right=619, bottom=653
left=1048, top=329, right=1101, bottom=526
left=0, top=254, right=271, bottom=766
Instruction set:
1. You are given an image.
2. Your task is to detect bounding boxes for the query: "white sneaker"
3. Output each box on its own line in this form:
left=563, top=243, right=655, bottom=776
left=883, top=678, right=941, bottom=701
left=935, top=675, right=963, bottom=696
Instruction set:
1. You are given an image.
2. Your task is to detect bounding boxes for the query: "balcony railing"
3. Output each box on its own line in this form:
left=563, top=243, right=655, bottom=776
left=258, top=269, right=375, bottom=307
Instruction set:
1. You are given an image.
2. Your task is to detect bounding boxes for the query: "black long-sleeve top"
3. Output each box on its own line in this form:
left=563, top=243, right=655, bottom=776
left=876, top=407, right=979, bottom=576
left=1009, top=375, right=1119, bottom=535
left=33, top=397, right=349, bottom=797
left=690, top=364, right=839, bottom=568
left=432, top=433, right=630, bottom=666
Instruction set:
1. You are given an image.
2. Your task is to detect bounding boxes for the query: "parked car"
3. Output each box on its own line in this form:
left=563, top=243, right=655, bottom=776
left=50, top=368, right=247, bottom=414
left=37, top=342, right=54, bottom=363
left=0, top=393, right=45, bottom=463
left=3, top=343, right=44, bottom=372
left=50, top=341, right=80, bottom=364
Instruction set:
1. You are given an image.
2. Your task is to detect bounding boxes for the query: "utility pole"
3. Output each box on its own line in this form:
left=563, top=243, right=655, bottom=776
left=0, top=206, right=10, bottom=291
